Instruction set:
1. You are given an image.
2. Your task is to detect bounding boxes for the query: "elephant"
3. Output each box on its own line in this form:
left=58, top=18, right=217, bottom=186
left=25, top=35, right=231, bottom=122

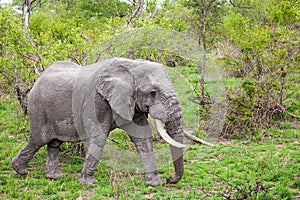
left=12, top=57, right=208, bottom=187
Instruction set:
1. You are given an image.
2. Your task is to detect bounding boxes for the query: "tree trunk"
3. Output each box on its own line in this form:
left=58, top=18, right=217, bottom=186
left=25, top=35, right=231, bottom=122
left=199, top=17, right=207, bottom=106
left=197, top=0, right=216, bottom=106
left=279, top=66, right=286, bottom=109
left=22, top=0, right=36, bottom=29
left=127, top=0, right=145, bottom=25
left=136, top=0, right=145, bottom=19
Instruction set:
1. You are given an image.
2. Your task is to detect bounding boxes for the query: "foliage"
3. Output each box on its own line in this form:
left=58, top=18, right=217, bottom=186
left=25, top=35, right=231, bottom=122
left=69, top=0, right=129, bottom=19
left=153, top=2, right=194, bottom=32
left=216, top=1, right=300, bottom=136
left=0, top=7, right=38, bottom=114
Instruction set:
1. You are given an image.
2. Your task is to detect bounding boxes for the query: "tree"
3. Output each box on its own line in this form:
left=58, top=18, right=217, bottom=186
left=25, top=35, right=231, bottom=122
left=183, top=0, right=226, bottom=104
left=193, top=0, right=217, bottom=106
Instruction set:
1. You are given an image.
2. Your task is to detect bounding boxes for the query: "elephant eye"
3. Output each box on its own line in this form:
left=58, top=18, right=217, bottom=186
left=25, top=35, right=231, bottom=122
left=148, top=90, right=156, bottom=99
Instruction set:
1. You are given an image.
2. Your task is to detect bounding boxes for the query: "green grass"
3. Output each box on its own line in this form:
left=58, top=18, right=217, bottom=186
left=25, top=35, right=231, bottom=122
left=0, top=98, right=299, bottom=199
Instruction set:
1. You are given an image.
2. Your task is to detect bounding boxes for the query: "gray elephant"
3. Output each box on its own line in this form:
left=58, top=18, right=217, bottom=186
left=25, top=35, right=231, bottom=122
left=12, top=57, right=206, bottom=187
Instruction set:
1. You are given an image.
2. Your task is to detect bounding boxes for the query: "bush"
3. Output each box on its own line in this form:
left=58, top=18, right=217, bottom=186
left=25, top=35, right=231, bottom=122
left=218, top=6, right=300, bottom=137
left=0, top=7, right=38, bottom=114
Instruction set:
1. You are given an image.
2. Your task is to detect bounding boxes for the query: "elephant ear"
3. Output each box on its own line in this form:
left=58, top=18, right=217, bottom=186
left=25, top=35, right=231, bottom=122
left=95, top=71, right=135, bottom=121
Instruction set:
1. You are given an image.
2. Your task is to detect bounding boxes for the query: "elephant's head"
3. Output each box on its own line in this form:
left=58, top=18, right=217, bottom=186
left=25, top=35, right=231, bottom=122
left=95, top=58, right=185, bottom=183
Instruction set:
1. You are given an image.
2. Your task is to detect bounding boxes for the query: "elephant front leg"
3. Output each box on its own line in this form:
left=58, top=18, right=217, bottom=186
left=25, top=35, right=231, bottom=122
left=130, top=136, right=164, bottom=187
left=78, top=133, right=107, bottom=185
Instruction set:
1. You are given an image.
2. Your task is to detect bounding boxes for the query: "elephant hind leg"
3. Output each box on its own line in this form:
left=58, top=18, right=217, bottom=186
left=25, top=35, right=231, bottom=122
left=45, top=139, right=64, bottom=180
left=12, top=142, right=44, bottom=175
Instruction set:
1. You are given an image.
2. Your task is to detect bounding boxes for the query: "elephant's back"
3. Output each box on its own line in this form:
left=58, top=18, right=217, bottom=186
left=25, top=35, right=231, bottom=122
left=29, top=61, right=79, bottom=98
left=38, top=61, right=80, bottom=83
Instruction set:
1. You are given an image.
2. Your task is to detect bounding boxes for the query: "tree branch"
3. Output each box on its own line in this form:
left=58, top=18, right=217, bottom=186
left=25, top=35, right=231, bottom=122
left=229, top=0, right=254, bottom=9
left=277, top=103, right=300, bottom=119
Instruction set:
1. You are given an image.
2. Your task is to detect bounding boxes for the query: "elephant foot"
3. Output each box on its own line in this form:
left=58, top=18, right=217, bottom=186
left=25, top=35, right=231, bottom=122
left=45, top=170, right=64, bottom=180
left=12, top=157, right=28, bottom=175
left=78, top=175, right=97, bottom=185
left=145, top=173, right=164, bottom=187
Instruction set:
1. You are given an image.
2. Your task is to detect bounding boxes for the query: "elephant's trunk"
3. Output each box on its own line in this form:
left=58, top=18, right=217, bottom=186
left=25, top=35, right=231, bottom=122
left=163, top=91, right=185, bottom=183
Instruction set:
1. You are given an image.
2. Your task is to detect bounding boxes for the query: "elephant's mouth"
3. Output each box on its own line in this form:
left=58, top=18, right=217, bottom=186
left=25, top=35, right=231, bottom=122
left=145, top=106, right=150, bottom=113
left=149, top=105, right=168, bottom=123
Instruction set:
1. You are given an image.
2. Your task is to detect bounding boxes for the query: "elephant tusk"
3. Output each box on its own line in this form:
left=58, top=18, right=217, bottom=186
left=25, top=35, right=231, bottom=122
left=183, top=130, right=215, bottom=147
left=155, top=119, right=186, bottom=149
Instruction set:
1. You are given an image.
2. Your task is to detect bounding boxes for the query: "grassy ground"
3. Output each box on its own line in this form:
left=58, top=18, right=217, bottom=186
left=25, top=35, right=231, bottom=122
left=0, top=97, right=299, bottom=199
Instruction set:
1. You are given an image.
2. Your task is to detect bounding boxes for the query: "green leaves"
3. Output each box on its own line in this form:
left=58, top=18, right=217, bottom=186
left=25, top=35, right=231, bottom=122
left=216, top=0, right=300, bottom=136
left=266, top=0, right=300, bottom=25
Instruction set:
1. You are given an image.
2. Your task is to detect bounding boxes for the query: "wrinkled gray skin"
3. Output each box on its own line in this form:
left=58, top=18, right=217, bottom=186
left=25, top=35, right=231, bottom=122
left=12, top=58, right=184, bottom=187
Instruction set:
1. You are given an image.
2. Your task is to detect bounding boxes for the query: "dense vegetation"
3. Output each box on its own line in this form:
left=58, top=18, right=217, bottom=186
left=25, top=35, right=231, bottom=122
left=0, top=0, right=299, bottom=199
